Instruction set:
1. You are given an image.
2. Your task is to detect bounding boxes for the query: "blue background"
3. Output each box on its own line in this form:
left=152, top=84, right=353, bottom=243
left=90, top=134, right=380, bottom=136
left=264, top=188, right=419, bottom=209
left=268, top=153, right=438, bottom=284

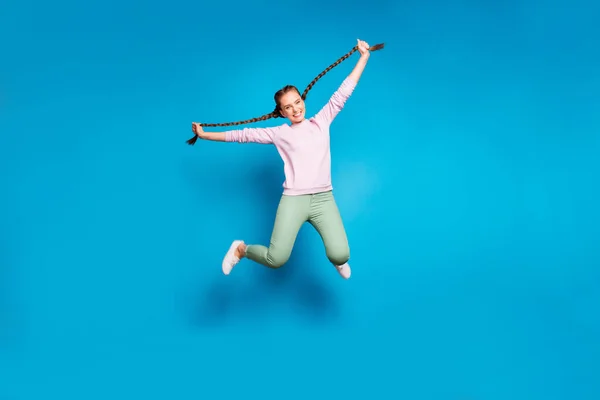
left=1, top=0, right=599, bottom=398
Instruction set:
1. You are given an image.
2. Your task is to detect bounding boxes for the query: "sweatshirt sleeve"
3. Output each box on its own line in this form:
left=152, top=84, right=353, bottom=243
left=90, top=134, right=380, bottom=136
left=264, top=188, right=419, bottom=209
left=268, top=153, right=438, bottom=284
left=313, top=77, right=357, bottom=126
left=224, top=126, right=279, bottom=144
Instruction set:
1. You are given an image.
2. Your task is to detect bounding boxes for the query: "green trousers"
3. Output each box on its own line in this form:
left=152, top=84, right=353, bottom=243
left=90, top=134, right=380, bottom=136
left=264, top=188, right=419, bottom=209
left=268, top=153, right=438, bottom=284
left=245, top=190, right=350, bottom=268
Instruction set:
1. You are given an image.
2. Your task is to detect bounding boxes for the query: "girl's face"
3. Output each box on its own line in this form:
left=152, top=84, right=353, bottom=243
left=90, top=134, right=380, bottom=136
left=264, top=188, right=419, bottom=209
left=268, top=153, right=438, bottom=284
left=278, top=91, right=305, bottom=124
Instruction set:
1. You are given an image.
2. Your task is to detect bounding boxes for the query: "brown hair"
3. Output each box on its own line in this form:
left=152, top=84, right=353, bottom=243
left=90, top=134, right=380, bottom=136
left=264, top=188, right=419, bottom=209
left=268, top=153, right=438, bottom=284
left=187, top=42, right=385, bottom=145
left=273, top=85, right=301, bottom=117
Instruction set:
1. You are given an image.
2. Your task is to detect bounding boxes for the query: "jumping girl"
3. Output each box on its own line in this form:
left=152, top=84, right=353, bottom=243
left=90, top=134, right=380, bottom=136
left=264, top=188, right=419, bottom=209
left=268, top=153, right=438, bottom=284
left=190, top=39, right=384, bottom=279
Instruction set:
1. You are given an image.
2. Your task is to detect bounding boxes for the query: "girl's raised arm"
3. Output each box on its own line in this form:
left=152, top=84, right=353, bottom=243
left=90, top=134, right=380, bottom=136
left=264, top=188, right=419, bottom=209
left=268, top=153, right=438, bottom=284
left=348, top=39, right=371, bottom=84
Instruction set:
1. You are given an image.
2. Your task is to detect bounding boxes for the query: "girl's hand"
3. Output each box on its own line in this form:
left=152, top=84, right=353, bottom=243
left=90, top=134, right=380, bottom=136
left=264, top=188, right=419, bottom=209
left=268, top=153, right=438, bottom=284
left=192, top=122, right=205, bottom=138
left=357, top=39, right=370, bottom=58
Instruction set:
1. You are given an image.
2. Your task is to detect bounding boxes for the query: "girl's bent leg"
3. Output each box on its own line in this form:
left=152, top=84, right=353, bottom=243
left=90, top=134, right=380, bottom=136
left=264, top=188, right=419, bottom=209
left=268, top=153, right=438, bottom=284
left=308, top=191, right=351, bottom=278
left=245, top=195, right=309, bottom=269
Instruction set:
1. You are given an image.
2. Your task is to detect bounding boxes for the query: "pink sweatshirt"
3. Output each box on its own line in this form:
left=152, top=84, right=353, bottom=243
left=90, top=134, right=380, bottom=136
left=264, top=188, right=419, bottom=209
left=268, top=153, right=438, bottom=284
left=225, top=77, right=357, bottom=196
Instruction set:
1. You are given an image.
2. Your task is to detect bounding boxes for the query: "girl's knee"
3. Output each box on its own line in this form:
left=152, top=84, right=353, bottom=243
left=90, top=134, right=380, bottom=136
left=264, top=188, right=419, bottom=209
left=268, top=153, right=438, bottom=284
left=327, top=245, right=350, bottom=266
left=266, top=248, right=291, bottom=268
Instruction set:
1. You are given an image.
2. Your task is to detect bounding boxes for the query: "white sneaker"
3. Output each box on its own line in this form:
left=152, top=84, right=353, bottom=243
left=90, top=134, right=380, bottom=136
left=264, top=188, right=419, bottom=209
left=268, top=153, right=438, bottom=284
left=222, top=240, right=243, bottom=275
left=335, top=263, right=351, bottom=279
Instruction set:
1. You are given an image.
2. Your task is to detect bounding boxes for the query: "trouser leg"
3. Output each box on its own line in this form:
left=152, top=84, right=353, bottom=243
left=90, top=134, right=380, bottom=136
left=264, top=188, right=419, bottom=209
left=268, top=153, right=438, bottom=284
left=307, top=191, right=350, bottom=267
left=245, top=195, right=309, bottom=268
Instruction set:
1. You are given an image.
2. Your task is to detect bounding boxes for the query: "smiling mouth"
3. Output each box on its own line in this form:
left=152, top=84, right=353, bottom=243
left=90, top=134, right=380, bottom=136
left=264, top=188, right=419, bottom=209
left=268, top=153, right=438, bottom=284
left=293, top=111, right=303, bottom=117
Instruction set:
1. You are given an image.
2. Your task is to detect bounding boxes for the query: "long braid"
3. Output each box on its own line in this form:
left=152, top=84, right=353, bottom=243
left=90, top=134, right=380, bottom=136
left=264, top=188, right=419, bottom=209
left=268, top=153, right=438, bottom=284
left=300, top=43, right=384, bottom=101
left=187, top=42, right=385, bottom=145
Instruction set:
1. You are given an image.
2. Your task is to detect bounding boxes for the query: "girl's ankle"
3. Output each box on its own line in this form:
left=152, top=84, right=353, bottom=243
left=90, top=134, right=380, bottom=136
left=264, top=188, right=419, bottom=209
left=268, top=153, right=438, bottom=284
left=236, top=242, right=247, bottom=258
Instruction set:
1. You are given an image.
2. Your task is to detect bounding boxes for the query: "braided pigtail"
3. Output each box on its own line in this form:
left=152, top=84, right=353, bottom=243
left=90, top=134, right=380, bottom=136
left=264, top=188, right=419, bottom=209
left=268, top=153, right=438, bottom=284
left=300, top=43, right=385, bottom=101
left=187, top=42, right=385, bottom=145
